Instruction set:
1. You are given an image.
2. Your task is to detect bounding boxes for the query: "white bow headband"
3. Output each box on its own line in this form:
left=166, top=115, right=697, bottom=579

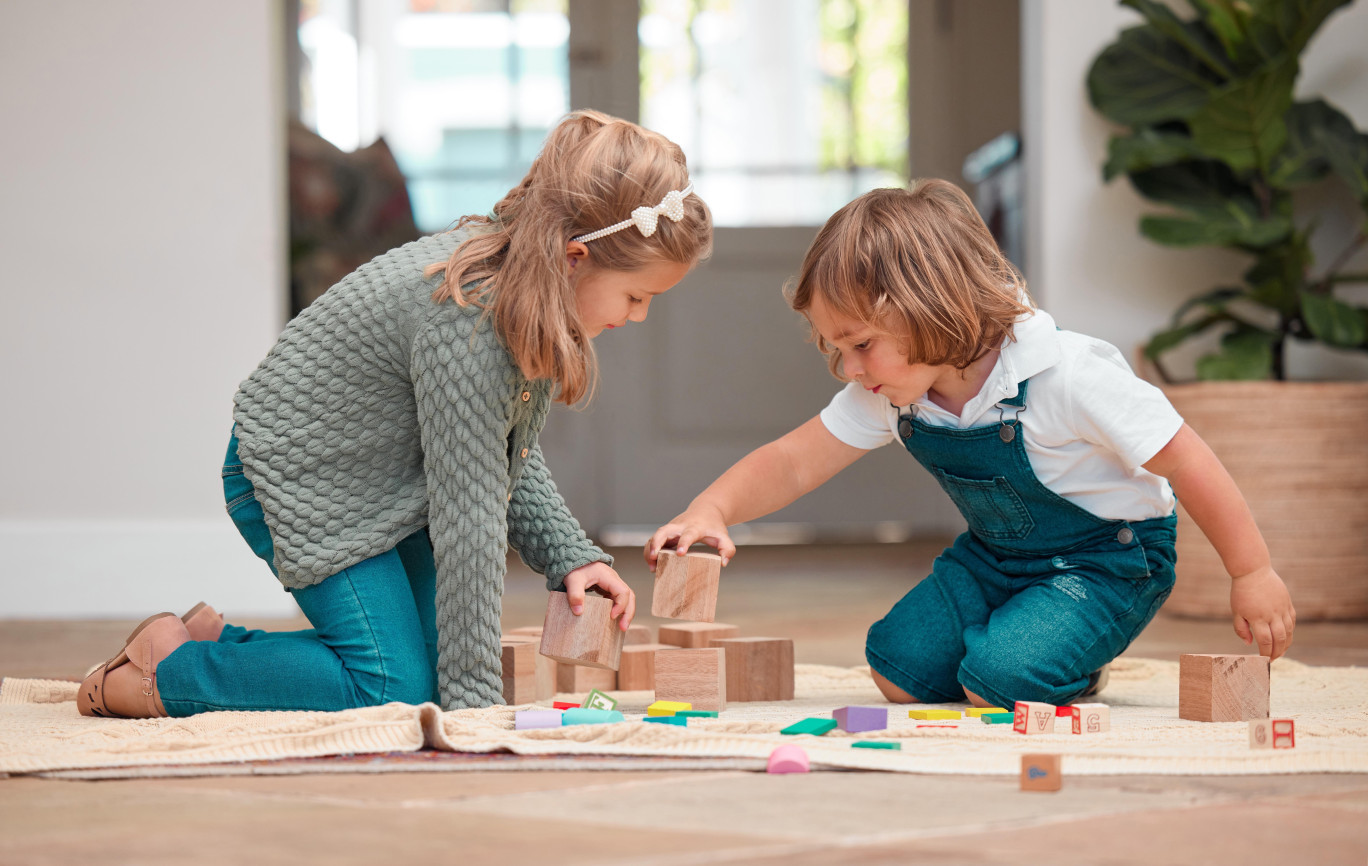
left=571, top=183, right=695, bottom=243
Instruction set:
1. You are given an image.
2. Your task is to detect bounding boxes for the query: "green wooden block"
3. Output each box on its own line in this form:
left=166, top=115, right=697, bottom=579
left=981, top=712, right=1016, bottom=724
left=851, top=741, right=901, bottom=750
left=643, top=715, right=687, bottom=726
left=676, top=710, right=719, bottom=718
left=781, top=718, right=838, bottom=736
left=581, top=689, right=618, bottom=711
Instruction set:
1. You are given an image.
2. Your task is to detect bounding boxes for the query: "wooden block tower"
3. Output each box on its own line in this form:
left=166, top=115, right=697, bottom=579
left=654, top=647, right=727, bottom=712
left=710, top=637, right=795, bottom=702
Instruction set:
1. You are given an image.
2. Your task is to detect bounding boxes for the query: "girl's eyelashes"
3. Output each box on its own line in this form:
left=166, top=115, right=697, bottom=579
left=853, top=340, right=871, bottom=351
left=629, top=296, right=643, bottom=304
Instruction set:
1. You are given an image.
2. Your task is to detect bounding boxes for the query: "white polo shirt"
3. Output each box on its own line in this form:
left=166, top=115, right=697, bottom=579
left=819, top=307, right=1183, bottom=521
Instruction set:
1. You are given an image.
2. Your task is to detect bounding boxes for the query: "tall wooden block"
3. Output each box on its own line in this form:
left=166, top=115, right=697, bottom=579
left=555, top=663, right=617, bottom=694
left=658, top=622, right=740, bottom=649
left=652, top=549, right=722, bottom=622
left=1179, top=653, right=1270, bottom=722
left=625, top=624, right=654, bottom=645
left=1021, top=754, right=1062, bottom=792
left=1069, top=703, right=1111, bottom=735
left=1013, top=701, right=1057, bottom=734
left=539, top=593, right=624, bottom=670
left=506, top=626, right=543, bottom=637
left=617, top=643, right=677, bottom=691
left=711, top=637, right=794, bottom=702
left=1249, top=718, right=1296, bottom=749
left=500, top=639, right=536, bottom=705
left=501, top=634, right=555, bottom=700
left=654, top=647, right=726, bottom=712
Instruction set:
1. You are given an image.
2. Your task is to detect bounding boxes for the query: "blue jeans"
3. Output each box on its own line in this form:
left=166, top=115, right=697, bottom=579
left=155, top=431, right=439, bottom=715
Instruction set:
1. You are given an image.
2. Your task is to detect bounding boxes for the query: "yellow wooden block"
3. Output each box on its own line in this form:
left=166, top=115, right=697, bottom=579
left=908, top=709, right=962, bottom=720
left=647, top=700, right=693, bottom=717
left=965, top=706, right=1008, bottom=717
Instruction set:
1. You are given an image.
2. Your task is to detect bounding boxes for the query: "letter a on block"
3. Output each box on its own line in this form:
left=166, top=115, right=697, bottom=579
left=652, top=549, right=722, bottom=622
left=1013, top=701, right=1056, bottom=734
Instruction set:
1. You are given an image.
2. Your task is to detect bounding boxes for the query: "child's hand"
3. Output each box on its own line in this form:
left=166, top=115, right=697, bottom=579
left=562, top=562, right=636, bottom=630
left=645, top=506, right=736, bottom=571
left=1229, top=565, right=1296, bottom=660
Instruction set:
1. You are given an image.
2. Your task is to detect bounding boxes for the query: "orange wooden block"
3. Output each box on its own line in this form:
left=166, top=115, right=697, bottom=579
left=501, top=634, right=556, bottom=701
left=654, top=647, right=727, bottom=712
left=652, top=549, right=722, bottom=622
left=556, top=662, right=617, bottom=694
left=658, top=622, right=740, bottom=649
left=710, top=637, right=794, bottom=702
left=539, top=593, right=624, bottom=670
left=1020, top=754, right=1062, bottom=791
left=500, top=639, right=536, bottom=705
left=1179, top=654, right=1270, bottom=722
left=617, top=643, right=678, bottom=691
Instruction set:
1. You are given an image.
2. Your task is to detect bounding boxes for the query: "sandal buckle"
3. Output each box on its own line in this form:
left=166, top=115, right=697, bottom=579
left=141, top=676, right=154, bottom=697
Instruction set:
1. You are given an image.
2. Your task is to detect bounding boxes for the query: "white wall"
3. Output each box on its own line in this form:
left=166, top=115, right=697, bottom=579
left=1022, top=0, right=1368, bottom=380
left=0, top=2, right=297, bottom=616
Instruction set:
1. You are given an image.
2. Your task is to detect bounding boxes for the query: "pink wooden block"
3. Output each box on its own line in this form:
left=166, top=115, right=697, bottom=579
left=766, top=744, right=810, bottom=775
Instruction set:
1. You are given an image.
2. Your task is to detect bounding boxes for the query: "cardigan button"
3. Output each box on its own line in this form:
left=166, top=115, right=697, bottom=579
left=520, top=447, right=529, bottom=458
left=521, top=391, right=531, bottom=402
left=507, top=493, right=514, bottom=501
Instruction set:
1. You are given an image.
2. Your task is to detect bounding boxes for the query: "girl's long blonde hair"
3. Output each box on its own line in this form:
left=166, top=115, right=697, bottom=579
left=786, top=179, right=1031, bottom=379
left=426, top=109, right=712, bottom=405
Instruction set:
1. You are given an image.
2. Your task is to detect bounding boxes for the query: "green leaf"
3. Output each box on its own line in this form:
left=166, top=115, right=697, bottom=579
left=1145, top=315, right=1222, bottom=360
left=1272, top=100, right=1338, bottom=187
left=1243, top=0, right=1354, bottom=62
left=1189, top=0, right=1252, bottom=62
left=1171, top=286, right=1245, bottom=323
left=1188, top=58, right=1296, bottom=174
left=1120, top=0, right=1234, bottom=77
left=1244, top=233, right=1312, bottom=315
left=1087, top=24, right=1223, bottom=127
left=1301, top=291, right=1368, bottom=347
left=1196, top=328, right=1276, bottom=379
left=1130, top=162, right=1292, bottom=248
left=1104, top=129, right=1208, bottom=181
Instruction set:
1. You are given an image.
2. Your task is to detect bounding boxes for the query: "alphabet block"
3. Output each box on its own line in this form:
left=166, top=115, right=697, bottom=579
left=1249, top=718, right=1296, bottom=749
left=658, top=622, right=740, bottom=649
left=1069, top=703, right=1111, bottom=735
left=539, top=592, right=624, bottom=670
left=833, top=706, right=887, bottom=732
left=500, top=633, right=556, bottom=700
left=653, top=647, right=727, bottom=712
left=710, top=637, right=794, bottom=702
left=652, top=549, right=722, bottom=621
left=1013, top=701, right=1057, bottom=734
left=500, top=639, right=536, bottom=705
left=617, top=643, right=678, bottom=691
left=1179, top=653, right=1270, bottom=722
left=908, top=709, right=963, bottom=720
left=555, top=663, right=617, bottom=694
left=767, top=745, right=810, bottom=774
left=1021, top=754, right=1062, bottom=792
left=581, top=688, right=618, bottom=711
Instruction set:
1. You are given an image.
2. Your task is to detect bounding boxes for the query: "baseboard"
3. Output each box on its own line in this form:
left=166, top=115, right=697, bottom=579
left=0, top=520, right=300, bottom=618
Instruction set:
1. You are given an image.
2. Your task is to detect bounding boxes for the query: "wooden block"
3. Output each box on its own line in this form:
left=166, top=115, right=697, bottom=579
left=908, top=709, right=962, bottom=720
left=616, top=643, right=678, bottom=691
left=852, top=741, right=901, bottom=750
left=581, top=688, right=618, bottom=711
left=1021, top=754, right=1062, bottom=792
left=1179, top=653, right=1270, bottom=722
left=500, top=639, right=536, bottom=705
left=1013, top=701, right=1057, bottom=734
left=654, top=647, right=727, bottom=712
left=710, top=637, right=794, bottom=702
left=625, top=624, right=653, bottom=645
left=643, top=714, right=687, bottom=726
left=1069, top=703, right=1111, bottom=735
left=965, top=706, right=1008, bottom=717
left=781, top=718, right=838, bottom=736
left=506, top=626, right=543, bottom=637
left=647, top=700, right=692, bottom=716
left=833, top=706, right=887, bottom=732
left=658, top=622, right=740, bottom=649
left=652, top=549, right=722, bottom=621
left=560, top=708, right=624, bottom=726
left=501, top=634, right=556, bottom=701
left=539, top=593, right=624, bottom=670
left=552, top=701, right=580, bottom=710
left=981, top=712, right=1015, bottom=724
left=514, top=709, right=563, bottom=730
left=676, top=710, right=718, bottom=718
left=555, top=663, right=617, bottom=694
left=767, top=744, right=810, bottom=774
left=1249, top=718, right=1296, bottom=749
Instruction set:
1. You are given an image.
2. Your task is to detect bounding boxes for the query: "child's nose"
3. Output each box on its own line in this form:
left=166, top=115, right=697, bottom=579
left=630, top=298, right=651, bottom=323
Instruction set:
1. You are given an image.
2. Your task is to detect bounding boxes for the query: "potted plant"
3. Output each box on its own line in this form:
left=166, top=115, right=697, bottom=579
left=1087, top=0, right=1368, bottom=619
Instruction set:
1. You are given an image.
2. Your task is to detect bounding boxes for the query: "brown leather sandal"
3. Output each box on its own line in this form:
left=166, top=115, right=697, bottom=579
left=79, top=612, right=190, bottom=718
left=179, top=601, right=225, bottom=643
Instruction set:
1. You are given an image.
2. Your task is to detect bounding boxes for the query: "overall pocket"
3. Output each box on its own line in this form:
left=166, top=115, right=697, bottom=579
left=932, top=469, right=1036, bottom=541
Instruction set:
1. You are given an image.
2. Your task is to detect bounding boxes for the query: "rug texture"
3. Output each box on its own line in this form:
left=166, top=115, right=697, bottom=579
left=3, top=658, right=1364, bottom=778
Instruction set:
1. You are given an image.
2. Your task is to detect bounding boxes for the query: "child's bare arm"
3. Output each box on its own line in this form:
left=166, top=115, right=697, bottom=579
left=1143, top=424, right=1296, bottom=659
left=646, top=416, right=868, bottom=568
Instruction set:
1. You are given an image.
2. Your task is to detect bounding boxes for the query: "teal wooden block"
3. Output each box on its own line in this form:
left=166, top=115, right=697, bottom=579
left=981, top=712, right=1016, bottom=724
left=851, top=741, right=901, bottom=750
left=643, top=715, right=688, bottom=726
left=781, top=718, right=838, bottom=736
left=676, top=710, right=719, bottom=718
left=561, top=708, right=625, bottom=726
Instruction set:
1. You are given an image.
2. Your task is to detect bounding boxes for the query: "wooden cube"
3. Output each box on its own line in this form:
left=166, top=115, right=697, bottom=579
left=652, top=549, right=722, bottom=622
left=1069, top=703, right=1111, bottom=735
left=1249, top=718, right=1296, bottom=749
left=658, top=622, right=740, bottom=649
left=539, top=592, right=624, bottom=670
left=617, top=643, right=678, bottom=691
left=833, top=706, right=887, bottom=733
left=654, top=647, right=726, bottom=712
left=555, top=663, right=617, bottom=694
left=1013, top=701, right=1057, bottom=734
left=501, top=634, right=556, bottom=701
left=506, top=626, right=543, bottom=637
left=625, top=624, right=654, bottom=645
left=1021, top=754, right=1062, bottom=792
left=1179, top=654, right=1270, bottom=722
left=500, top=639, right=536, bottom=705
left=711, top=637, right=794, bottom=702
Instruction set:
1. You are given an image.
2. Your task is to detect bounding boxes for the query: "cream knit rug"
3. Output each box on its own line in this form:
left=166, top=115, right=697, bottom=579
left=3, top=658, right=1365, bottom=778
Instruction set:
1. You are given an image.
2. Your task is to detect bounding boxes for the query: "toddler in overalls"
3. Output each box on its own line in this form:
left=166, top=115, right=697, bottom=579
left=646, top=180, right=1295, bottom=709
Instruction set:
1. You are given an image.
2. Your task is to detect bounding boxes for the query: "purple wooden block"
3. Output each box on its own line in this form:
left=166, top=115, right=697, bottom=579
left=833, top=706, right=887, bottom=733
left=515, top=709, right=564, bottom=730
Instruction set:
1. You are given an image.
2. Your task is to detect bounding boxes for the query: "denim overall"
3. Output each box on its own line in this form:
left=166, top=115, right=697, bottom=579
left=865, top=380, right=1177, bottom=709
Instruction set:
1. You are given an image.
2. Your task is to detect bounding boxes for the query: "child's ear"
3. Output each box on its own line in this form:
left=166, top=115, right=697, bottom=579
left=565, top=240, right=590, bottom=270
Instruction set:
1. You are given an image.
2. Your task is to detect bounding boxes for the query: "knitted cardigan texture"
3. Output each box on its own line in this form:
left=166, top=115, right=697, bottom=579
left=233, top=231, right=611, bottom=709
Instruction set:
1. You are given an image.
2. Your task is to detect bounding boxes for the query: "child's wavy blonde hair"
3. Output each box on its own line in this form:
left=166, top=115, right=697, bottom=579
left=427, top=109, right=712, bottom=405
left=786, top=179, right=1032, bottom=379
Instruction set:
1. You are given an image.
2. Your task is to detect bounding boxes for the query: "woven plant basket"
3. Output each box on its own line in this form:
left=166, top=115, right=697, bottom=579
left=1162, top=381, right=1368, bottom=620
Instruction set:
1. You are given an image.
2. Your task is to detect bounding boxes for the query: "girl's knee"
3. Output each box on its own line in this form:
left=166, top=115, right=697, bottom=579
left=959, top=650, right=1063, bottom=708
left=871, top=668, right=918, bottom=703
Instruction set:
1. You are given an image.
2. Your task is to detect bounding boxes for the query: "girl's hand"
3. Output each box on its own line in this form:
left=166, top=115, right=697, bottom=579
left=1230, top=565, right=1296, bottom=660
left=645, top=505, right=736, bottom=571
left=562, top=561, right=636, bottom=630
